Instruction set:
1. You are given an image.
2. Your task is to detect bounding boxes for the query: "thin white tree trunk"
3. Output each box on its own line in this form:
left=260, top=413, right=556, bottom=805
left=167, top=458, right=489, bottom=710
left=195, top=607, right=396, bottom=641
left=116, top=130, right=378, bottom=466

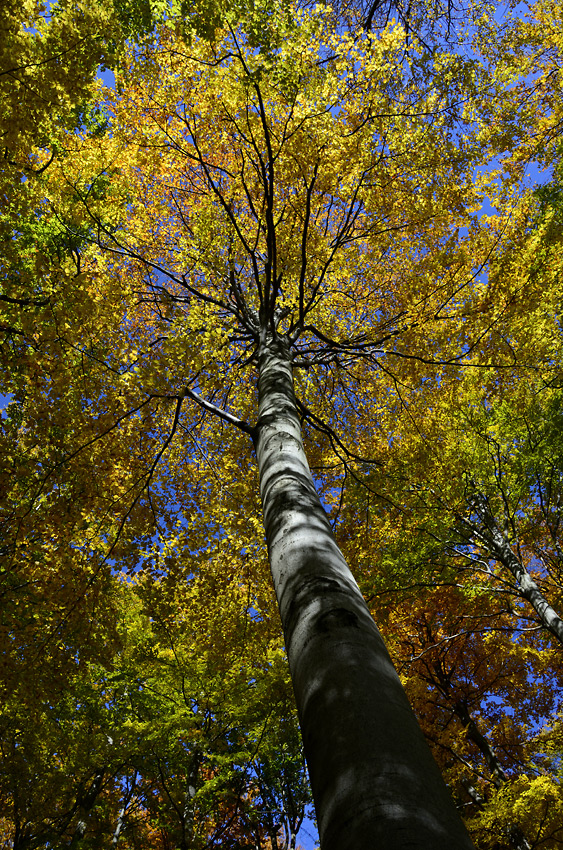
left=111, top=807, right=126, bottom=847
left=469, top=494, right=563, bottom=646
left=255, top=335, right=474, bottom=850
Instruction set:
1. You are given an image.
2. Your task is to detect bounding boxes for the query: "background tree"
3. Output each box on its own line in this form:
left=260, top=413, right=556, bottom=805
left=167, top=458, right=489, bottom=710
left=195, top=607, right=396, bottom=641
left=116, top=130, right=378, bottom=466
left=0, top=537, right=310, bottom=849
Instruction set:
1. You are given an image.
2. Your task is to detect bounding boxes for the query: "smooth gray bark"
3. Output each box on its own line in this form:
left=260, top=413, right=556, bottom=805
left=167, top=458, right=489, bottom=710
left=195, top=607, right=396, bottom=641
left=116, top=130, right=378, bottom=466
left=111, top=807, right=126, bottom=847
left=255, top=335, right=475, bottom=850
left=468, top=494, right=563, bottom=646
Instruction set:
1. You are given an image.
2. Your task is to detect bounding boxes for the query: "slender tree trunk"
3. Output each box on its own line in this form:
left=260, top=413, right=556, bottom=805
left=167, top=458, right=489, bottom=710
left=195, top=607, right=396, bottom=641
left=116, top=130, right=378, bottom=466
left=111, top=806, right=126, bottom=847
left=181, top=751, right=200, bottom=849
left=255, top=335, right=474, bottom=850
left=69, top=770, right=104, bottom=847
left=453, top=700, right=508, bottom=791
left=111, top=773, right=137, bottom=848
left=451, top=701, right=531, bottom=850
left=469, top=494, right=563, bottom=645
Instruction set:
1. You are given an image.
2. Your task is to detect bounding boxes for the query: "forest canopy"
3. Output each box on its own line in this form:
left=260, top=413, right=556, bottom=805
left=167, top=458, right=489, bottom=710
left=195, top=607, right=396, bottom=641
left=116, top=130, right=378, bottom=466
left=2, top=0, right=563, bottom=847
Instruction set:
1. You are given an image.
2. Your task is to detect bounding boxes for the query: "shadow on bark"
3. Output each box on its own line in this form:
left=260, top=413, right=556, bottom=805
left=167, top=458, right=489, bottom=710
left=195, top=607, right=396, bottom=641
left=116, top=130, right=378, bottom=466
left=256, top=340, right=474, bottom=849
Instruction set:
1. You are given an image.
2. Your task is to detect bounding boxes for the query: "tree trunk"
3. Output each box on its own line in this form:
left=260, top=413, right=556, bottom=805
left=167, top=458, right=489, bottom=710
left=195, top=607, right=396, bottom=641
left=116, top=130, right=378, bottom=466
left=181, top=751, right=200, bottom=850
left=111, top=806, right=126, bottom=847
left=69, top=770, right=104, bottom=847
left=469, top=494, right=563, bottom=646
left=255, top=335, right=475, bottom=850
left=452, top=701, right=531, bottom=850
left=453, top=700, right=508, bottom=791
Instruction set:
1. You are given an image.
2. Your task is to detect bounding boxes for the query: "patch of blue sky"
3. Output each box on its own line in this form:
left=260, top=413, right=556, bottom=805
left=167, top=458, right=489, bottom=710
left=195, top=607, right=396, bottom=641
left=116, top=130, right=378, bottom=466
left=0, top=393, right=14, bottom=414
left=295, top=812, right=319, bottom=849
left=98, top=66, right=116, bottom=90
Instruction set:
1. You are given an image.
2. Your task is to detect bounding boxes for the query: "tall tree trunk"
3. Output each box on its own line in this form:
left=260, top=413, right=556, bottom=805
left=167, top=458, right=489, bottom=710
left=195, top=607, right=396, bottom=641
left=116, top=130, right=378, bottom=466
left=255, top=335, right=474, bottom=850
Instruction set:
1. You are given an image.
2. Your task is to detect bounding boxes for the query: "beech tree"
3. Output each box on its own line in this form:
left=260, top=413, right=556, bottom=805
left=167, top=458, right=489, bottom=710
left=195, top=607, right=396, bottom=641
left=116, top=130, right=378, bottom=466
left=387, top=580, right=563, bottom=849
left=18, top=8, right=509, bottom=848
left=3, top=0, right=561, bottom=847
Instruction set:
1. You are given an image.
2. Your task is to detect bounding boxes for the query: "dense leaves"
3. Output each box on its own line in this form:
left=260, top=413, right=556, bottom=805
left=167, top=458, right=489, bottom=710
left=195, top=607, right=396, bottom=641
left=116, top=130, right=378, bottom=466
left=3, top=0, right=563, bottom=846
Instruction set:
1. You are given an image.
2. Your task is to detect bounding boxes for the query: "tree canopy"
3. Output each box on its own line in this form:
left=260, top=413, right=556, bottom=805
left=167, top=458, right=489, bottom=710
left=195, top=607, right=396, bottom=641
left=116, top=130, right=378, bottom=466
left=2, top=0, right=563, bottom=847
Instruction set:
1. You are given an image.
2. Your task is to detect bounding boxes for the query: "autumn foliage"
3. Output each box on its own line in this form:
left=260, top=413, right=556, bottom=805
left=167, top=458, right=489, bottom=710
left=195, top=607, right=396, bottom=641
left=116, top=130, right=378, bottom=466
left=2, top=0, right=563, bottom=847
